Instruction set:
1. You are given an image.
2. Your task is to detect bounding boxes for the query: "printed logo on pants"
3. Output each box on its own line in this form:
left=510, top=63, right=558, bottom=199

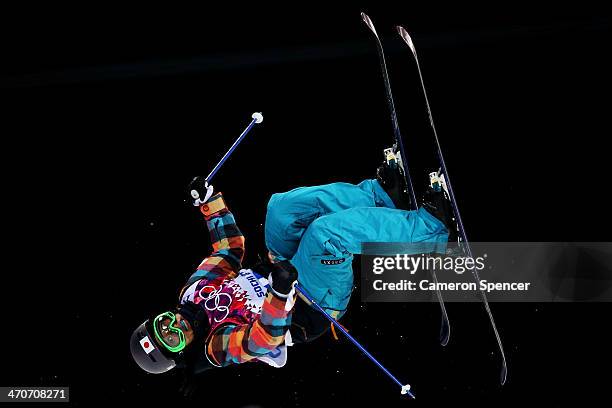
left=321, top=258, right=346, bottom=266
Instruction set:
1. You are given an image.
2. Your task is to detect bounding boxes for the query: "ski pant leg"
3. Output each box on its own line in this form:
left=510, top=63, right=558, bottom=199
left=291, top=206, right=449, bottom=318
left=265, top=179, right=395, bottom=261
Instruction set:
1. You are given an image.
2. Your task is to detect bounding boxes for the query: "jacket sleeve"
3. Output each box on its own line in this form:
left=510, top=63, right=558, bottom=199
left=206, top=290, right=295, bottom=366
left=185, top=193, right=245, bottom=286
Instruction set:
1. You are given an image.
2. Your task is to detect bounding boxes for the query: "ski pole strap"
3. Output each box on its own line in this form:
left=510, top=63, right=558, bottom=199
left=294, top=284, right=415, bottom=399
left=206, top=112, right=263, bottom=183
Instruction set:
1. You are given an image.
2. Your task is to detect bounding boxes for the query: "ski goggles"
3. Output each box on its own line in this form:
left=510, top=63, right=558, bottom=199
left=152, top=312, right=187, bottom=353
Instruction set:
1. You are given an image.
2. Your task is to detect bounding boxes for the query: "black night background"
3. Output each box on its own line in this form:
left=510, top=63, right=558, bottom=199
left=1, top=3, right=610, bottom=406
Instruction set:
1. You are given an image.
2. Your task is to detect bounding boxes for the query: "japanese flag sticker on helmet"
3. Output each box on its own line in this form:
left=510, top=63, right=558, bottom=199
left=140, top=336, right=155, bottom=354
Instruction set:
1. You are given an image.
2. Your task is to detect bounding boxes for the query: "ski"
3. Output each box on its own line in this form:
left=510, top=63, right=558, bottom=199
left=396, top=25, right=508, bottom=385
left=361, top=12, right=451, bottom=348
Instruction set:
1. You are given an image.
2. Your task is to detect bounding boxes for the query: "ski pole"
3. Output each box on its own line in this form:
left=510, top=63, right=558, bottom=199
left=206, top=112, right=264, bottom=182
left=294, top=284, right=415, bottom=399
left=191, top=112, right=263, bottom=205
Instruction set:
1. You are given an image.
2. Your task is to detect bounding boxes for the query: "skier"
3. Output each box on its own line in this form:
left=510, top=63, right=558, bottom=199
left=129, top=156, right=452, bottom=383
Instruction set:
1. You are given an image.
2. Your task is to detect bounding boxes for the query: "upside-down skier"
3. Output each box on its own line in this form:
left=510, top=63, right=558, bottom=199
left=130, top=156, right=454, bottom=391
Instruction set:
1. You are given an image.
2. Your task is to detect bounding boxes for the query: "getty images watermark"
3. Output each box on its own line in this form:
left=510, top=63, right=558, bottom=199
left=371, top=253, right=531, bottom=293
left=360, top=242, right=612, bottom=302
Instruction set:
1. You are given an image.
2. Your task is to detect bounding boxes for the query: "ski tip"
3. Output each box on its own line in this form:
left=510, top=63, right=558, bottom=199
left=440, top=323, right=450, bottom=347
left=396, top=25, right=416, bottom=54
left=500, top=363, right=508, bottom=386
left=360, top=12, right=377, bottom=36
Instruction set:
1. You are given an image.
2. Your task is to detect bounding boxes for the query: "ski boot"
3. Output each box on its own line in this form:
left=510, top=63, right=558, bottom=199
left=423, top=170, right=459, bottom=243
left=376, top=148, right=413, bottom=210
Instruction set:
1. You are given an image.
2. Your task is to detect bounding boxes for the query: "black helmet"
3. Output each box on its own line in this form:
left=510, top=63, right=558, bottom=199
left=130, top=302, right=211, bottom=374
left=130, top=318, right=177, bottom=374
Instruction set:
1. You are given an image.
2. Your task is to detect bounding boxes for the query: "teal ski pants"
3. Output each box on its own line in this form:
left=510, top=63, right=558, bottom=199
left=265, top=179, right=448, bottom=318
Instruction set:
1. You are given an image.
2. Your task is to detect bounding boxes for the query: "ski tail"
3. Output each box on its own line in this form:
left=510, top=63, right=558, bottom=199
left=396, top=25, right=508, bottom=385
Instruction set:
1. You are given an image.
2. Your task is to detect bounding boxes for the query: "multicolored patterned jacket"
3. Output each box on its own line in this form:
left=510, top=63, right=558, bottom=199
left=179, top=193, right=294, bottom=367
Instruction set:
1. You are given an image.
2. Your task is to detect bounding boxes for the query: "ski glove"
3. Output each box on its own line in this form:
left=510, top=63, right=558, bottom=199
left=270, top=260, right=299, bottom=296
left=189, top=176, right=214, bottom=207
left=255, top=260, right=298, bottom=297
